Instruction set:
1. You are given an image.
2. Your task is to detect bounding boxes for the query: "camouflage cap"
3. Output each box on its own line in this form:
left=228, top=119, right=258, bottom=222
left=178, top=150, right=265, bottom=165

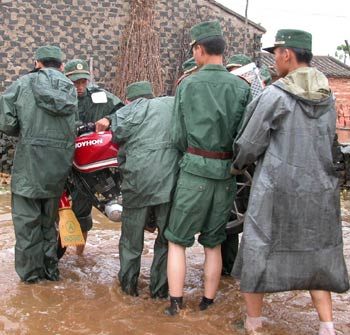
left=126, top=81, right=153, bottom=100
left=64, top=59, right=91, bottom=81
left=226, top=54, right=252, bottom=69
left=189, top=20, right=223, bottom=48
left=263, top=29, right=312, bottom=53
left=35, top=45, right=62, bottom=61
left=182, top=57, right=198, bottom=74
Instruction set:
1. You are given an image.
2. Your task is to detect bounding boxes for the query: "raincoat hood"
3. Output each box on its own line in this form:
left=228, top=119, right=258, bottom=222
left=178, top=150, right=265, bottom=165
left=31, top=68, right=77, bottom=116
left=273, top=67, right=333, bottom=119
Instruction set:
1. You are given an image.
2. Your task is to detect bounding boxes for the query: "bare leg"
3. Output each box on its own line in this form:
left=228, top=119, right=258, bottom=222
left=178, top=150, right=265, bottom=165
left=243, top=292, right=264, bottom=317
left=203, top=245, right=222, bottom=299
left=310, top=290, right=333, bottom=321
left=76, top=231, right=88, bottom=255
left=243, top=293, right=264, bottom=331
left=167, top=241, right=186, bottom=297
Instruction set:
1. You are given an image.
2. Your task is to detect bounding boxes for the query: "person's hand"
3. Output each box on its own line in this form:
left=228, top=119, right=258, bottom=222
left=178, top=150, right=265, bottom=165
left=95, top=117, right=110, bottom=132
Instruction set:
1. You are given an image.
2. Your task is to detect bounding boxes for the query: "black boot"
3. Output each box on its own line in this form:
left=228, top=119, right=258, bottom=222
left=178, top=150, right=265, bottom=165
left=164, top=296, right=183, bottom=316
left=199, top=296, right=214, bottom=311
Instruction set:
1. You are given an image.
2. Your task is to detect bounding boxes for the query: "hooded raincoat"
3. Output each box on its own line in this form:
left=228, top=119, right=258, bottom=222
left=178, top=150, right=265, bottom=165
left=232, top=67, right=349, bottom=293
left=112, top=96, right=179, bottom=208
left=0, top=67, right=78, bottom=282
left=0, top=68, right=77, bottom=197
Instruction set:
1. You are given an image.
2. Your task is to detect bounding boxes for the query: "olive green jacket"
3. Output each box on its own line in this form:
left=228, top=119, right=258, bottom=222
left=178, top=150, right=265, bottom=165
left=172, top=64, right=251, bottom=180
left=0, top=68, right=78, bottom=198
left=112, top=96, right=179, bottom=208
left=78, top=86, right=124, bottom=123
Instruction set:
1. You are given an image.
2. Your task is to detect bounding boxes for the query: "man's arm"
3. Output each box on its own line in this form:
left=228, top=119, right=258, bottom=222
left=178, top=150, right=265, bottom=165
left=171, top=85, right=188, bottom=153
left=0, top=81, right=21, bottom=137
left=232, top=88, right=285, bottom=171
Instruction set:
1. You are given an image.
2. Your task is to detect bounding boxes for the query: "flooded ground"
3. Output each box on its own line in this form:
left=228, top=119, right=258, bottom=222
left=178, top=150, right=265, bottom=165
left=0, top=185, right=349, bottom=335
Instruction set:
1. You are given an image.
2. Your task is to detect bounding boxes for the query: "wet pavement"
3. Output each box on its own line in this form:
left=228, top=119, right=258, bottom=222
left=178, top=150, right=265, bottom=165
left=0, top=184, right=349, bottom=335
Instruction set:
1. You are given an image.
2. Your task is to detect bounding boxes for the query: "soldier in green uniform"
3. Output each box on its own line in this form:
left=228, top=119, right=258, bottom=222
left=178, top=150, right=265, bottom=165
left=226, top=54, right=252, bottom=72
left=64, top=59, right=124, bottom=254
left=111, top=81, right=179, bottom=298
left=0, top=46, right=78, bottom=283
left=259, top=64, right=272, bottom=86
left=176, top=57, right=198, bottom=86
left=231, top=29, right=349, bottom=335
left=164, top=21, right=251, bottom=315
left=220, top=53, right=254, bottom=277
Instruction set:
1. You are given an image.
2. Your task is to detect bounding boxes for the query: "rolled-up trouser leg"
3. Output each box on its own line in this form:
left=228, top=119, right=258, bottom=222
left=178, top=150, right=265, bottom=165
left=150, top=202, right=171, bottom=298
left=118, top=207, right=147, bottom=296
left=11, top=194, right=59, bottom=282
left=71, top=187, right=93, bottom=232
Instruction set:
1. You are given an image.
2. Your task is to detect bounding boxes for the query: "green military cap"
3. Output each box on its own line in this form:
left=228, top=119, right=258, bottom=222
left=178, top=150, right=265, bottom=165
left=259, top=64, right=272, bottom=86
left=263, top=29, right=312, bottom=53
left=126, top=81, right=153, bottom=100
left=226, top=54, right=252, bottom=69
left=64, top=59, right=91, bottom=81
left=189, top=20, right=223, bottom=49
left=35, top=45, right=62, bottom=61
left=182, top=57, right=198, bottom=74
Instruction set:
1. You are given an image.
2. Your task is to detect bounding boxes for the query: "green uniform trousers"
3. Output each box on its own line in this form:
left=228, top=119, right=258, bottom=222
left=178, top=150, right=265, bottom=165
left=11, top=193, right=60, bottom=282
left=221, top=233, right=239, bottom=275
left=118, top=203, right=171, bottom=297
left=165, top=171, right=236, bottom=248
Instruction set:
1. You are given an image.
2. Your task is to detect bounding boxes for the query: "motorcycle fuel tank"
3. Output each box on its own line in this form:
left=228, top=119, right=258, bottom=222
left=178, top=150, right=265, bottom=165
left=73, top=131, right=119, bottom=173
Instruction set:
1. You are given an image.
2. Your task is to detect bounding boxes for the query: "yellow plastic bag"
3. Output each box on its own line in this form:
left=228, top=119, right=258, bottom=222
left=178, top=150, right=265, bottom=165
left=58, top=207, right=85, bottom=247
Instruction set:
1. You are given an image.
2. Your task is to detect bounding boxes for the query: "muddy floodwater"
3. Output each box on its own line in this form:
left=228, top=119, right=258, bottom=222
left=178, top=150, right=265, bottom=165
left=0, top=185, right=349, bottom=335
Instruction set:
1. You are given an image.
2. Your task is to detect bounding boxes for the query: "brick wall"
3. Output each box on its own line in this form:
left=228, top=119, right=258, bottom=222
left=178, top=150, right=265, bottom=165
left=0, top=0, right=264, bottom=94
left=0, top=0, right=264, bottom=174
left=331, top=78, right=350, bottom=144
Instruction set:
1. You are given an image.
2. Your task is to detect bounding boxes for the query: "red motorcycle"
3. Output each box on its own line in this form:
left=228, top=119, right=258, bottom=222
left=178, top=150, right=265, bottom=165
left=57, top=123, right=252, bottom=257
left=57, top=123, right=123, bottom=258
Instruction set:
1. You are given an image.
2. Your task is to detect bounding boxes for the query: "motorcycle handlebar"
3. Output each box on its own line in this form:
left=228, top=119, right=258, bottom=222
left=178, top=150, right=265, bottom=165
left=76, top=122, right=96, bottom=136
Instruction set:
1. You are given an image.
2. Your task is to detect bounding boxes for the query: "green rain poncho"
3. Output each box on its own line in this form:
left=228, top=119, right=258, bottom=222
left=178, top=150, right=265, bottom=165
left=232, top=67, right=349, bottom=293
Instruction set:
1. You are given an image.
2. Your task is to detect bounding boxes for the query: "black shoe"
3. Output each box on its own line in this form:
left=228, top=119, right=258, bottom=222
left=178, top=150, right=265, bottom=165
left=164, top=296, right=183, bottom=316
left=199, top=296, right=214, bottom=311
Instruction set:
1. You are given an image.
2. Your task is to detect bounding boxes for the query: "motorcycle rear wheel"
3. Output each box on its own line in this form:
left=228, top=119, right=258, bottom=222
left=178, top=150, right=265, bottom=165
left=225, top=169, right=253, bottom=235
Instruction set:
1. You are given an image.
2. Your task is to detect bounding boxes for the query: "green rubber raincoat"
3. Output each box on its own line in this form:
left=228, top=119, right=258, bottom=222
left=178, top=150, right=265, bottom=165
left=0, top=68, right=78, bottom=282
left=232, top=67, right=349, bottom=293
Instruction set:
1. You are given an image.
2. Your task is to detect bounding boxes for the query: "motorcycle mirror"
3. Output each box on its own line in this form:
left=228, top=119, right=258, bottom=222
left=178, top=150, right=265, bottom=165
left=91, top=91, right=107, bottom=104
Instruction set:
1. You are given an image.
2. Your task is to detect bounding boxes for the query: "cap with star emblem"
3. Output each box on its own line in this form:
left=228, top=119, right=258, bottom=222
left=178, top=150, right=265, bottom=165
left=263, top=29, right=312, bottom=54
left=64, top=59, right=91, bottom=81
